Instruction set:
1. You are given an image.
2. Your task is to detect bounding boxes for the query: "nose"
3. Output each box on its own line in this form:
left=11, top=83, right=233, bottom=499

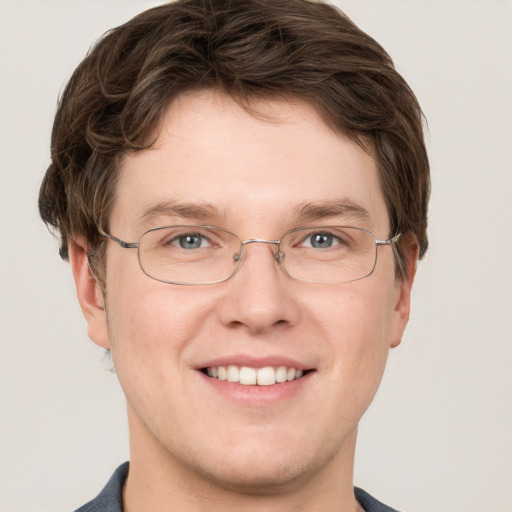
left=217, top=241, right=300, bottom=335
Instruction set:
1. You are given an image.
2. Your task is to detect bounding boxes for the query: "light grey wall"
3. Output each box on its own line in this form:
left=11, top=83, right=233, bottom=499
left=1, top=1, right=511, bottom=511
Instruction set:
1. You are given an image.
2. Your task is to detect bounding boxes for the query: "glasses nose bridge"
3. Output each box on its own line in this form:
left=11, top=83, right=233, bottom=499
left=241, top=238, right=281, bottom=247
left=239, top=238, right=283, bottom=265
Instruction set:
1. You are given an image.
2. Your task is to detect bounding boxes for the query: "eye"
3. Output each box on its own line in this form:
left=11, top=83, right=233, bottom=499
left=171, top=233, right=211, bottom=250
left=302, top=232, right=341, bottom=249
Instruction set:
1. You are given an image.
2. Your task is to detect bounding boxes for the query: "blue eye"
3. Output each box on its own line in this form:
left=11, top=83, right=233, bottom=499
left=174, top=233, right=209, bottom=249
left=305, top=232, right=339, bottom=249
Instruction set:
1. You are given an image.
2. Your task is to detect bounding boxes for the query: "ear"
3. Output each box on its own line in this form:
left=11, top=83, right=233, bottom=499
left=69, top=240, right=110, bottom=349
left=390, top=236, right=419, bottom=348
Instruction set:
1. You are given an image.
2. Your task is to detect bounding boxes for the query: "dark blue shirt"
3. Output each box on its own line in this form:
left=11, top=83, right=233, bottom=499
left=74, top=462, right=399, bottom=512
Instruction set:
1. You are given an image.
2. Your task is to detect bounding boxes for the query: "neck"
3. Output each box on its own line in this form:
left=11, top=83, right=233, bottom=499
left=123, top=410, right=361, bottom=512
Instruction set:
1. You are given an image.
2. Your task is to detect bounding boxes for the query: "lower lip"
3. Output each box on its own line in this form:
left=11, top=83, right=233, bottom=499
left=198, top=370, right=313, bottom=405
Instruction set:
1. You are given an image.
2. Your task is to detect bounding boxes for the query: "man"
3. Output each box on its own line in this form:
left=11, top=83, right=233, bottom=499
left=39, top=0, right=429, bottom=510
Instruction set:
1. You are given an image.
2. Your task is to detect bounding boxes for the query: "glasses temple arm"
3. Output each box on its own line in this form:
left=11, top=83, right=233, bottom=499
left=375, top=232, right=402, bottom=246
left=99, top=229, right=139, bottom=249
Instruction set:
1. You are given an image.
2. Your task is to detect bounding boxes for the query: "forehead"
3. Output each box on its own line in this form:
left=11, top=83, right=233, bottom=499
left=113, top=90, right=389, bottom=235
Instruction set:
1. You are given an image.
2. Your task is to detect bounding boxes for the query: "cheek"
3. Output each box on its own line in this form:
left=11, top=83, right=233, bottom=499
left=103, top=263, right=219, bottom=392
left=316, top=280, right=395, bottom=343
left=104, top=284, right=219, bottom=423
left=107, top=284, right=215, bottom=352
left=312, top=282, right=395, bottom=392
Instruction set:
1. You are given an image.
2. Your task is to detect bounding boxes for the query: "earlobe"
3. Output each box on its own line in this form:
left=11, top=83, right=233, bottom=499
left=69, top=241, right=110, bottom=349
left=390, top=237, right=419, bottom=348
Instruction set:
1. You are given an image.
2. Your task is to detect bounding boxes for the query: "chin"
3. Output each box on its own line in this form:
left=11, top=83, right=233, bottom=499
left=193, top=455, right=314, bottom=495
left=172, top=431, right=339, bottom=496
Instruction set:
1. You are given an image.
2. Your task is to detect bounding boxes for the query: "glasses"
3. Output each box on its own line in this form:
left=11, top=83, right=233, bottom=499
left=101, top=225, right=400, bottom=285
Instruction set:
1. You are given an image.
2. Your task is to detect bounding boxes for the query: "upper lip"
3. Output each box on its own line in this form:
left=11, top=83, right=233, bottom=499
left=195, top=354, right=312, bottom=370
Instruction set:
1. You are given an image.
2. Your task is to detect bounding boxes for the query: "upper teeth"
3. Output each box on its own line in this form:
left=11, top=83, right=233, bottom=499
left=206, top=365, right=304, bottom=386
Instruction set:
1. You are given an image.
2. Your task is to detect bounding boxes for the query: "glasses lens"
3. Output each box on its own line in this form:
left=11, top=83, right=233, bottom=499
left=280, top=227, right=377, bottom=283
left=138, top=226, right=241, bottom=284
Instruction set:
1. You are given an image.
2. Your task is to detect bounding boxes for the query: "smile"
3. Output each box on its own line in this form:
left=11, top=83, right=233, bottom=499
left=203, top=365, right=306, bottom=386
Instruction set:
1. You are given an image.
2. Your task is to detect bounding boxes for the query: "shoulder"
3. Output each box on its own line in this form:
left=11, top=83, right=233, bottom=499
left=355, top=487, right=401, bottom=512
left=73, top=462, right=129, bottom=512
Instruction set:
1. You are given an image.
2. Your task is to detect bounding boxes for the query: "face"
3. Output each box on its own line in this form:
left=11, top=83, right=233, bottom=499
left=73, top=90, right=415, bottom=495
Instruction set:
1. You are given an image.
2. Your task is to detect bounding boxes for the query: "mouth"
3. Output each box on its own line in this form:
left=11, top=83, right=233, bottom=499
left=201, top=365, right=311, bottom=386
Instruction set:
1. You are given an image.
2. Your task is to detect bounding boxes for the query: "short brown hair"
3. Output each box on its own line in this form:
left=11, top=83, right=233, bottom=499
left=39, top=0, right=430, bottom=281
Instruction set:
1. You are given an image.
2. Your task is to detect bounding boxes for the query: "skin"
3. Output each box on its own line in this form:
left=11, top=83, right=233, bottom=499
left=70, top=90, right=417, bottom=512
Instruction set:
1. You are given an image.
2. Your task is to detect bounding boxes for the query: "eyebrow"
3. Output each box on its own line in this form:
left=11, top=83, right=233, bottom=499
left=137, top=200, right=224, bottom=229
left=293, top=200, right=372, bottom=224
left=136, top=198, right=371, bottom=230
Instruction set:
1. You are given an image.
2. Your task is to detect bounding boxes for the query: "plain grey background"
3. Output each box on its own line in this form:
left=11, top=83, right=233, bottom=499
left=1, top=1, right=511, bottom=511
